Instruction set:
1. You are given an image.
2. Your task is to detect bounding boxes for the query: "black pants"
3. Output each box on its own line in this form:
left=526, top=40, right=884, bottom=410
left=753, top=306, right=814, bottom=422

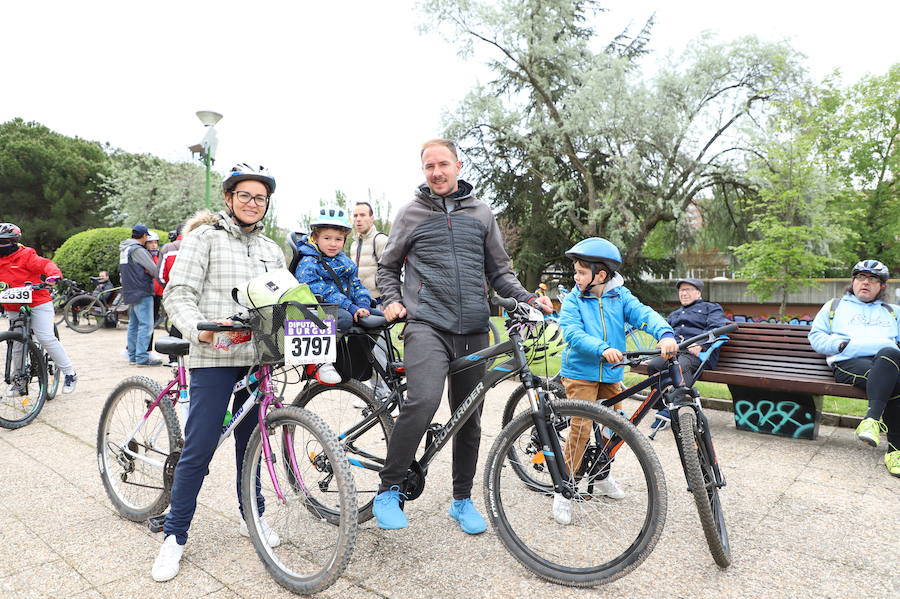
left=378, top=322, right=488, bottom=499
left=833, top=347, right=900, bottom=449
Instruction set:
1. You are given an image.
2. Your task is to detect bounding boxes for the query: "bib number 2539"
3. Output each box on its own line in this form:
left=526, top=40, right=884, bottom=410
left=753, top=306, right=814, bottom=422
left=284, top=319, right=337, bottom=365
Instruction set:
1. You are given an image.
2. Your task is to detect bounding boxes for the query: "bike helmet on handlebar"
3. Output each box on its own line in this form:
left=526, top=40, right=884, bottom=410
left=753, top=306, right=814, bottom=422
left=0, top=223, right=22, bottom=242
left=310, top=206, right=352, bottom=232
left=523, top=320, right=565, bottom=364
left=851, top=259, right=889, bottom=282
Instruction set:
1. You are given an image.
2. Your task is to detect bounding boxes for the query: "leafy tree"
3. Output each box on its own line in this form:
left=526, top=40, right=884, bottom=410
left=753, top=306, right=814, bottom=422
left=818, top=65, right=899, bottom=267
left=732, top=97, right=843, bottom=316
left=96, top=150, right=219, bottom=232
left=421, top=0, right=805, bottom=284
left=0, top=118, right=109, bottom=254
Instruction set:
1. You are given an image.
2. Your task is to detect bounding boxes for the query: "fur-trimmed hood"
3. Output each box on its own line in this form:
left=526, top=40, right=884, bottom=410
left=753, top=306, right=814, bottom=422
left=183, top=210, right=220, bottom=235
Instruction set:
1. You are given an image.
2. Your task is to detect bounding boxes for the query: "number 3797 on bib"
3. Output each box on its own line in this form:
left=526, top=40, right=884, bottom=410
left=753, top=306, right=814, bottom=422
left=284, top=319, right=337, bottom=365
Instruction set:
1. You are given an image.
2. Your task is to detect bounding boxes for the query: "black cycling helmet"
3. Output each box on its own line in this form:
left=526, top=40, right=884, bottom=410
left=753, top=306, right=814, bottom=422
left=0, top=223, right=22, bottom=242
left=851, top=259, right=889, bottom=282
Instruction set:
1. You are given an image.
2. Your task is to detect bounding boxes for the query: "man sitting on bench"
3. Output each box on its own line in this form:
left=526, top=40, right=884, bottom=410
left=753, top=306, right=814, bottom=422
left=646, top=277, right=728, bottom=433
left=808, top=260, right=900, bottom=478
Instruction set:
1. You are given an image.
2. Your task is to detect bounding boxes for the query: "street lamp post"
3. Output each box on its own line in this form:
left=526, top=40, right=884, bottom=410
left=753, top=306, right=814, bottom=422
left=188, top=110, right=223, bottom=211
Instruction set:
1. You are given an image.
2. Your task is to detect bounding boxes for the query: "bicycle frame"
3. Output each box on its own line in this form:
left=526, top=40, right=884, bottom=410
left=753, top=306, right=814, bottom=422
left=116, top=360, right=306, bottom=503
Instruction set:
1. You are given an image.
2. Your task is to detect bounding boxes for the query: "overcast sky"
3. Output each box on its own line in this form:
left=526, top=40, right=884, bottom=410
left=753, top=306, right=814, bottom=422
left=2, top=0, right=897, bottom=229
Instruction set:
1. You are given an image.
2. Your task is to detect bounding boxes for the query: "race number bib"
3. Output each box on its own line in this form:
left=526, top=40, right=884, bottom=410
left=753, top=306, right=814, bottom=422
left=0, top=287, right=32, bottom=303
left=284, top=319, right=337, bottom=365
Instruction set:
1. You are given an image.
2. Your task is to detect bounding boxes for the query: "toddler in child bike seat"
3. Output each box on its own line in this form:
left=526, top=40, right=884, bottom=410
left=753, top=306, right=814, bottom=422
left=293, top=206, right=383, bottom=385
left=554, top=237, right=677, bottom=525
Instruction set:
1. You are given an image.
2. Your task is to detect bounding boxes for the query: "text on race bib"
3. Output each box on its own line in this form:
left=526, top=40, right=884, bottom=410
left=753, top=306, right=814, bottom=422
left=284, top=319, right=337, bottom=365
left=0, top=287, right=32, bottom=303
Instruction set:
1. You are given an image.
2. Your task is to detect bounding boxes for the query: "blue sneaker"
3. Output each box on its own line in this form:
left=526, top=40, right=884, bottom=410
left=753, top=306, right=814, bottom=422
left=373, top=486, right=408, bottom=530
left=648, top=408, right=671, bottom=440
left=448, top=498, right=487, bottom=535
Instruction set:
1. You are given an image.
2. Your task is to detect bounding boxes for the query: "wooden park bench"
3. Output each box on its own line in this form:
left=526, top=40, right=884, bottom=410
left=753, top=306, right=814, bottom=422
left=631, top=322, right=865, bottom=440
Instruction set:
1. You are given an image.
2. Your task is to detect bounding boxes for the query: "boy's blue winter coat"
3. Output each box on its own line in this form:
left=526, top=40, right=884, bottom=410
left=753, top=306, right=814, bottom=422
left=294, top=233, right=372, bottom=313
left=559, top=276, right=673, bottom=383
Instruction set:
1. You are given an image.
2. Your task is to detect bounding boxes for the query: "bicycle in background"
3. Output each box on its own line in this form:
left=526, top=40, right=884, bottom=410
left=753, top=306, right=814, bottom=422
left=63, top=282, right=126, bottom=333
left=50, top=278, right=87, bottom=326
left=96, top=301, right=357, bottom=594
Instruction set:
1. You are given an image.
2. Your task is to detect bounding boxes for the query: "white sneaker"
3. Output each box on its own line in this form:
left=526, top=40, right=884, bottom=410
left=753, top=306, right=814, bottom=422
left=595, top=475, right=625, bottom=499
left=315, top=363, right=341, bottom=385
left=240, top=515, right=281, bottom=547
left=62, top=373, right=78, bottom=394
left=151, top=535, right=185, bottom=582
left=552, top=493, right=572, bottom=525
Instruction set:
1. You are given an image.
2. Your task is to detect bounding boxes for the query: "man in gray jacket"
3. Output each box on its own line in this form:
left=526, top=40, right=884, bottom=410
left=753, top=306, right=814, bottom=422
left=119, top=224, right=161, bottom=366
left=373, top=139, right=552, bottom=533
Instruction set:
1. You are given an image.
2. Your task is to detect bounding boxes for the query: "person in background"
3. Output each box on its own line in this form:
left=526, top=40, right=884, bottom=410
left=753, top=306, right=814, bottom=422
left=158, top=223, right=185, bottom=366
left=808, top=259, right=900, bottom=477
left=119, top=224, right=161, bottom=367
left=146, top=231, right=165, bottom=328
left=0, top=222, right=78, bottom=394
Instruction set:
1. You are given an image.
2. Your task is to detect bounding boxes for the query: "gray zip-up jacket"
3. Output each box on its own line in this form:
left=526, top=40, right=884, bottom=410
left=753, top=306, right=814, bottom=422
left=376, top=180, right=533, bottom=334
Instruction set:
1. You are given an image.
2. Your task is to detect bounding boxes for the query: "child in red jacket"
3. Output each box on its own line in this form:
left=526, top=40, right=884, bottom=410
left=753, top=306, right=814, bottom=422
left=0, top=223, right=78, bottom=394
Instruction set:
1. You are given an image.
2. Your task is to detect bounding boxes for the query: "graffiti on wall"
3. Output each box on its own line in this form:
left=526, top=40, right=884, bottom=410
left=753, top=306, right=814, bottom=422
left=725, top=312, right=814, bottom=326
left=733, top=399, right=817, bottom=440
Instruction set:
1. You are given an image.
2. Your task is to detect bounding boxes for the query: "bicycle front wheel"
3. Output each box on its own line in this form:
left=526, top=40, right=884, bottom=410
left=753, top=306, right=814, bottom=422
left=97, top=376, right=181, bottom=521
left=485, top=399, right=667, bottom=587
left=241, top=406, right=357, bottom=595
left=0, top=333, right=48, bottom=429
left=676, top=409, right=731, bottom=567
left=53, top=295, right=68, bottom=326
left=293, top=379, right=394, bottom=523
left=501, top=377, right=566, bottom=490
left=45, top=325, right=62, bottom=400
left=64, top=295, right=103, bottom=333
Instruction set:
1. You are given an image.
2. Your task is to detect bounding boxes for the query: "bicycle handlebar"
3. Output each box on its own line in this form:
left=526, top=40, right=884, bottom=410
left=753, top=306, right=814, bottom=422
left=491, top=295, right=519, bottom=311
left=197, top=321, right=253, bottom=332
left=621, top=323, right=738, bottom=360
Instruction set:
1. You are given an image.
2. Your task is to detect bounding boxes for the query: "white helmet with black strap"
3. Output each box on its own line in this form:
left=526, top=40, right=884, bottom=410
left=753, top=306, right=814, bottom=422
left=223, top=163, right=276, bottom=227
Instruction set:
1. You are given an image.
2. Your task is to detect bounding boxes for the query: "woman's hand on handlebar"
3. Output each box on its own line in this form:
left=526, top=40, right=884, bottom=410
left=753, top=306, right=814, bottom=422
left=198, top=318, right=234, bottom=344
left=383, top=301, right=407, bottom=321
left=658, top=337, right=678, bottom=359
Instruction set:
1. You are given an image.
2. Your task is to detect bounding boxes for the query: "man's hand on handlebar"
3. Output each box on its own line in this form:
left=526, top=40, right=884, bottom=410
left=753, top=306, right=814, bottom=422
left=531, top=295, right=554, bottom=314
left=658, top=337, right=678, bottom=360
left=383, top=301, right=407, bottom=322
left=687, top=344, right=702, bottom=357
left=353, top=307, right=370, bottom=322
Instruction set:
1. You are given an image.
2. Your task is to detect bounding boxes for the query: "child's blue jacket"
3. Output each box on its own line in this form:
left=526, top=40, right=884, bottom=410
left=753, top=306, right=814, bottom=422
left=559, top=275, right=674, bottom=383
left=294, top=233, right=372, bottom=313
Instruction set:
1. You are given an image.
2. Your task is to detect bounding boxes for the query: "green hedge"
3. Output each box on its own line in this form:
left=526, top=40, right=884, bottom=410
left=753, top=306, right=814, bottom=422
left=53, top=227, right=165, bottom=287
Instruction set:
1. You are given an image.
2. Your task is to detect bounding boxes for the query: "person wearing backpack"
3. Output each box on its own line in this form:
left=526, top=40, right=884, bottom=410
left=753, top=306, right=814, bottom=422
left=808, top=260, right=900, bottom=477
left=350, top=201, right=388, bottom=304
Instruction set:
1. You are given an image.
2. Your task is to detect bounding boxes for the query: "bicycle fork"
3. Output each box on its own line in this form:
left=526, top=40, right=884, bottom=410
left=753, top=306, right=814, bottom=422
left=524, top=386, right=573, bottom=497
left=670, top=400, right=726, bottom=491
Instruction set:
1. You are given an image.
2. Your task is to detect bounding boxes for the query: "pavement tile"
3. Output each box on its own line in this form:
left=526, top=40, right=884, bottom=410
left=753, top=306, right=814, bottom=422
left=0, top=559, right=92, bottom=598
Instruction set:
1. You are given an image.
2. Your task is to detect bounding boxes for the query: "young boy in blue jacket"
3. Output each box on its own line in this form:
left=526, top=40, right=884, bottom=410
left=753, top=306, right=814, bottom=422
left=554, top=237, right=677, bottom=525
left=294, top=206, right=380, bottom=383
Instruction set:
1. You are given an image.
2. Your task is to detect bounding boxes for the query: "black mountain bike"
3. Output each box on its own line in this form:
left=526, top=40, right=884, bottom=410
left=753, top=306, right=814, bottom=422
left=293, top=296, right=669, bottom=587
left=501, top=323, right=738, bottom=568
left=51, top=278, right=87, bottom=326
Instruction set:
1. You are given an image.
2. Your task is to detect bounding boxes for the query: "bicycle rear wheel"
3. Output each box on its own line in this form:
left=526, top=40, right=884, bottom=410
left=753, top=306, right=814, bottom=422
left=45, top=325, right=62, bottom=400
left=0, top=333, right=48, bottom=429
left=53, top=295, right=68, bottom=326
left=64, top=295, right=103, bottom=333
left=485, top=399, right=667, bottom=587
left=292, top=379, right=394, bottom=523
left=97, top=376, right=181, bottom=521
left=676, top=409, right=731, bottom=567
left=500, top=377, right=566, bottom=490
left=241, top=406, right=357, bottom=595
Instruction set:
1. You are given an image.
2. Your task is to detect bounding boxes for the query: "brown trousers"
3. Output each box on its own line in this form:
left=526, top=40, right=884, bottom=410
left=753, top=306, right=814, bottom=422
left=561, top=378, right=625, bottom=475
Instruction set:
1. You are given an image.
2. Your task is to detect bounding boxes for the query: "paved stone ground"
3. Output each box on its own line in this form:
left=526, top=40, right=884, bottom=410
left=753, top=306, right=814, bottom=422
left=0, top=323, right=897, bottom=599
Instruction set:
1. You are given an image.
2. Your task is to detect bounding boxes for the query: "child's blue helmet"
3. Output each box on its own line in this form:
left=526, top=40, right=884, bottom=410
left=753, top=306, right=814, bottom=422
left=310, top=206, right=352, bottom=231
left=565, top=238, right=622, bottom=274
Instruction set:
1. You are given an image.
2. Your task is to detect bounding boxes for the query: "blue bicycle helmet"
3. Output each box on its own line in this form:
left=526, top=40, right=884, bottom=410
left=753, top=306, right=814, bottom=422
left=310, top=205, right=352, bottom=231
left=851, top=259, right=889, bottom=282
left=565, top=238, right=622, bottom=273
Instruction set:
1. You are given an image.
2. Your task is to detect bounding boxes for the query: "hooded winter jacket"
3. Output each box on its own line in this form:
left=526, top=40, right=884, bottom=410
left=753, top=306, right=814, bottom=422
left=376, top=180, right=533, bottom=334
left=293, top=233, right=372, bottom=314
left=162, top=210, right=286, bottom=368
left=559, top=274, right=674, bottom=383
left=118, top=238, right=157, bottom=304
left=808, top=292, right=900, bottom=366
left=350, top=226, right=388, bottom=298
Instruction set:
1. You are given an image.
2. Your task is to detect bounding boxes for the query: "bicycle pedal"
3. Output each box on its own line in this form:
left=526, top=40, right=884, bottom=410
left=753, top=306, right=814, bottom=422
left=147, top=513, right=167, bottom=533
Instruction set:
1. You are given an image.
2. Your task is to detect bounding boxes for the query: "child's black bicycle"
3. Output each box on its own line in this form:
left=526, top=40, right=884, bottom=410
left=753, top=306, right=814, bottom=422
left=501, top=322, right=738, bottom=568
left=293, top=296, right=678, bottom=587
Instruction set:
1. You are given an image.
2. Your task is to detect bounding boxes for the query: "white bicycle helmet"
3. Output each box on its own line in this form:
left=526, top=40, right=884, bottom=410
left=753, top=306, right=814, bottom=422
left=223, top=163, right=276, bottom=194
left=851, top=259, right=889, bottom=282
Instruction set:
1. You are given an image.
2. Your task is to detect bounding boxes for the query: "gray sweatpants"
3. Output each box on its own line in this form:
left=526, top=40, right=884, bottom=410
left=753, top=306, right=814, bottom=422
left=378, top=322, right=488, bottom=499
